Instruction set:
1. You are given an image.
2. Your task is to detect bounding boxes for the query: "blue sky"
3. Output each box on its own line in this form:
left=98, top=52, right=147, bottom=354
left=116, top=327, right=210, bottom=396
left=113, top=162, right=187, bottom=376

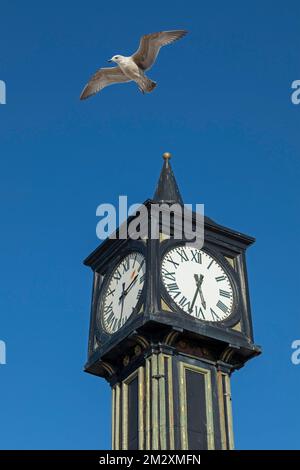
left=0, top=0, right=300, bottom=449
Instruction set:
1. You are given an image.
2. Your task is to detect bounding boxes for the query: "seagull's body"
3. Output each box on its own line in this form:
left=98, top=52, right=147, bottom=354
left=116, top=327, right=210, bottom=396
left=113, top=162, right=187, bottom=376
left=113, top=55, right=152, bottom=93
left=80, top=30, right=187, bottom=100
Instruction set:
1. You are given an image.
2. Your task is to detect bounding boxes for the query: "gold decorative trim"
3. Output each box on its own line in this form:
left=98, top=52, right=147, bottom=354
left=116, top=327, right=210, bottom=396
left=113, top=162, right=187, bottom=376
left=145, top=357, right=151, bottom=450
left=217, top=372, right=227, bottom=450
left=138, top=304, right=144, bottom=314
left=160, top=232, right=171, bottom=242
left=164, top=330, right=180, bottom=346
left=112, top=387, right=115, bottom=450
left=220, top=346, right=235, bottom=363
left=162, top=353, right=175, bottom=449
left=114, top=384, right=121, bottom=450
left=120, top=368, right=145, bottom=450
left=161, top=299, right=172, bottom=312
left=158, top=353, right=167, bottom=450
left=135, top=335, right=150, bottom=349
left=121, top=380, right=128, bottom=449
left=101, top=360, right=115, bottom=376
left=151, top=355, right=159, bottom=449
left=138, top=367, right=145, bottom=449
left=178, top=362, right=215, bottom=450
left=225, top=255, right=235, bottom=269
left=231, top=321, right=242, bottom=332
left=122, top=369, right=138, bottom=449
left=224, top=374, right=234, bottom=449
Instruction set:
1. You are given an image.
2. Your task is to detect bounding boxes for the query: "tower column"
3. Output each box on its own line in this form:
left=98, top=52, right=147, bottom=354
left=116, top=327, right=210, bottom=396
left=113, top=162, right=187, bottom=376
left=111, top=347, right=234, bottom=450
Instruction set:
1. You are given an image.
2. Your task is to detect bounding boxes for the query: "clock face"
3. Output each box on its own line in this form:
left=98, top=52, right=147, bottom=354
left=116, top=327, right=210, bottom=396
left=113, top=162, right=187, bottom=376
left=100, top=252, right=146, bottom=334
left=161, top=246, right=234, bottom=322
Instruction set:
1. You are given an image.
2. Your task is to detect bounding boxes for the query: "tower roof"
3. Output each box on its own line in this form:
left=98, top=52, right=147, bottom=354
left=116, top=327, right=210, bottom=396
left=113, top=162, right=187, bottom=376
left=153, top=152, right=183, bottom=205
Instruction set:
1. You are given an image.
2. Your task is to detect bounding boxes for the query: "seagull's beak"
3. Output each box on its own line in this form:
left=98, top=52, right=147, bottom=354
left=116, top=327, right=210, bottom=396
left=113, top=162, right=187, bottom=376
left=108, top=59, right=113, bottom=63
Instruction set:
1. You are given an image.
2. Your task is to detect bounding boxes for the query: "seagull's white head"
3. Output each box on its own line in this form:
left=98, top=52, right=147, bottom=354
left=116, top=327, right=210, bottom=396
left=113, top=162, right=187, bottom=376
left=108, top=55, right=124, bottom=64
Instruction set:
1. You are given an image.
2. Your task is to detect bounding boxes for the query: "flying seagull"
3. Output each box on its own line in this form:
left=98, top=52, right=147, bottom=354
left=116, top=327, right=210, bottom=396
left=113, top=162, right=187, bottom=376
left=80, top=30, right=187, bottom=100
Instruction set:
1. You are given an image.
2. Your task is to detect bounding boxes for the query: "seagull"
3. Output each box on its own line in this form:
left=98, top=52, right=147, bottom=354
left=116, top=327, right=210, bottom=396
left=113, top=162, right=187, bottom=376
left=80, top=30, right=187, bottom=100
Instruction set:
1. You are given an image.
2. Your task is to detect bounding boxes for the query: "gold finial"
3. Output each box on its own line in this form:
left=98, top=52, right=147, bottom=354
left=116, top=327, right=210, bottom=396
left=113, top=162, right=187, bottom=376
left=163, top=152, right=172, bottom=160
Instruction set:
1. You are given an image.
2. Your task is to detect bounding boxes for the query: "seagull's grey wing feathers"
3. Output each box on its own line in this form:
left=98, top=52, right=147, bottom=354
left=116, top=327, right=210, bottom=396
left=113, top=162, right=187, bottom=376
left=132, top=30, right=187, bottom=71
left=80, top=66, right=130, bottom=100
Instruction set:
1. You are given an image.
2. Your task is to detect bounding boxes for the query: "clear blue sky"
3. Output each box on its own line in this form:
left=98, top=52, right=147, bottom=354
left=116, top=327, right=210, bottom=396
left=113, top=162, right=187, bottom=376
left=0, top=0, right=299, bottom=450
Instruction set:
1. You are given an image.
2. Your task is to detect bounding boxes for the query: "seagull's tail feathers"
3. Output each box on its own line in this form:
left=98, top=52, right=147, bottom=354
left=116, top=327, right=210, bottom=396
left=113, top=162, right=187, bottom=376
left=138, top=76, right=157, bottom=93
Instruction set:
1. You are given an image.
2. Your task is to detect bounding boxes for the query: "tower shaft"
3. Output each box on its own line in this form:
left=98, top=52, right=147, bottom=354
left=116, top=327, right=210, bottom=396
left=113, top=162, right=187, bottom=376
left=111, top=347, right=234, bottom=450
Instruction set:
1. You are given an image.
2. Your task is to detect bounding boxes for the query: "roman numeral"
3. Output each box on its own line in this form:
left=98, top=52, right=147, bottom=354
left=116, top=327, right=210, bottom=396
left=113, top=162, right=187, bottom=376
left=139, top=273, right=146, bottom=284
left=191, top=250, right=202, bottom=264
left=137, top=259, right=145, bottom=272
left=106, top=288, right=115, bottom=297
left=132, top=253, right=137, bottom=268
left=219, top=289, right=231, bottom=298
left=103, top=302, right=114, bottom=326
left=176, top=248, right=189, bottom=263
left=178, top=296, right=191, bottom=310
left=207, top=259, right=214, bottom=270
left=165, top=256, right=179, bottom=269
left=215, top=275, right=226, bottom=282
left=103, top=302, right=113, bottom=315
left=194, top=305, right=205, bottom=319
left=122, top=258, right=130, bottom=273
left=162, top=269, right=176, bottom=282
left=113, top=269, right=122, bottom=281
left=167, top=283, right=180, bottom=299
left=118, top=316, right=126, bottom=329
left=216, top=300, right=229, bottom=314
left=105, top=309, right=115, bottom=326
left=167, top=282, right=180, bottom=292
left=210, top=308, right=221, bottom=321
left=137, top=289, right=142, bottom=300
left=110, top=317, right=118, bottom=331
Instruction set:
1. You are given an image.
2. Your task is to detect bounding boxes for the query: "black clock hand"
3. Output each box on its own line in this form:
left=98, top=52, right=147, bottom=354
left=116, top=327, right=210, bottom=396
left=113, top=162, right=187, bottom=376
left=124, top=274, right=138, bottom=296
left=199, top=287, right=206, bottom=309
left=119, top=274, right=139, bottom=302
left=195, top=274, right=206, bottom=309
left=119, top=282, right=126, bottom=324
left=189, top=274, right=204, bottom=313
left=189, top=286, right=200, bottom=314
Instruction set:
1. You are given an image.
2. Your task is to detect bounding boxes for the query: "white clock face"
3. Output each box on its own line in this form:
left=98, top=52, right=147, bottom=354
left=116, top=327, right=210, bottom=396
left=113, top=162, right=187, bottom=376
left=161, top=246, right=234, bottom=322
left=101, top=252, right=146, bottom=334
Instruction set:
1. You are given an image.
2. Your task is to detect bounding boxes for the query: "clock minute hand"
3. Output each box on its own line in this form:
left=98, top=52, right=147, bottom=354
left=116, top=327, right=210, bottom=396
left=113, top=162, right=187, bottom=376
left=189, top=286, right=200, bottom=314
left=124, top=275, right=138, bottom=296
left=118, top=274, right=138, bottom=303
left=189, top=274, right=204, bottom=314
left=199, top=288, right=206, bottom=309
left=195, top=274, right=206, bottom=309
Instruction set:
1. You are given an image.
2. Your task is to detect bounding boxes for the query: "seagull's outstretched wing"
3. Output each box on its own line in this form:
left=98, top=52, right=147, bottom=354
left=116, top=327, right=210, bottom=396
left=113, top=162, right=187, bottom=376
left=132, top=30, right=187, bottom=71
left=80, top=67, right=131, bottom=100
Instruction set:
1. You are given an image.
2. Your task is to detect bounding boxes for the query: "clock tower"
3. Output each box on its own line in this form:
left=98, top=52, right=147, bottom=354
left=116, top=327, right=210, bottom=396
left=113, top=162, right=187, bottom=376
left=84, top=152, right=261, bottom=450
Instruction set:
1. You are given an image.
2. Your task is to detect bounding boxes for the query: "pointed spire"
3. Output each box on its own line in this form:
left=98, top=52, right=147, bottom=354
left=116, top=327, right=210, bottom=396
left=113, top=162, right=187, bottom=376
left=153, top=152, right=184, bottom=205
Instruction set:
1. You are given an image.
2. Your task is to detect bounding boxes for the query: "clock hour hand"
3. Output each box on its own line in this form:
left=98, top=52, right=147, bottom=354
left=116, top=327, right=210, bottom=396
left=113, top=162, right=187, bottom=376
left=119, top=282, right=126, bottom=323
left=195, top=274, right=206, bottom=309
left=189, top=274, right=204, bottom=313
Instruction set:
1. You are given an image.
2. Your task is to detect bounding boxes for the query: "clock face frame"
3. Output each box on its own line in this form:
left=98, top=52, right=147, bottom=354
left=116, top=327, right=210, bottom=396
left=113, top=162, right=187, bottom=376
left=96, top=249, right=146, bottom=336
left=160, top=242, right=240, bottom=325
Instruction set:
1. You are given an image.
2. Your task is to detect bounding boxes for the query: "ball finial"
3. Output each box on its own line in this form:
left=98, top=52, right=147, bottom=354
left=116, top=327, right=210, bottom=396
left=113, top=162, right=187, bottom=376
left=163, top=152, right=172, bottom=160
